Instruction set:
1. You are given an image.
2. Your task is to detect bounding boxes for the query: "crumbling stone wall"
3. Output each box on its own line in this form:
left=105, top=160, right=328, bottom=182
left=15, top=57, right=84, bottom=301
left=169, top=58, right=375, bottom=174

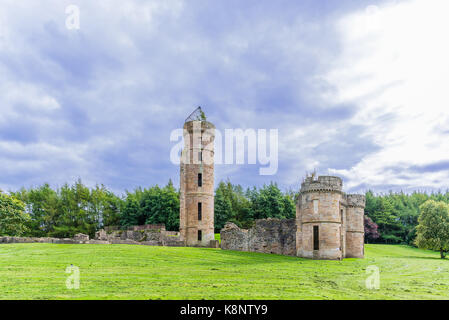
left=0, top=236, right=109, bottom=245
left=220, top=223, right=249, bottom=252
left=74, top=233, right=90, bottom=241
left=0, top=225, right=186, bottom=247
left=95, top=225, right=185, bottom=247
left=220, top=218, right=296, bottom=256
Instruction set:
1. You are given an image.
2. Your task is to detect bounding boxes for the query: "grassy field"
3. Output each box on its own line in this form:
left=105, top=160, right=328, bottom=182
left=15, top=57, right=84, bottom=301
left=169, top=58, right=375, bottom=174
left=0, top=243, right=448, bottom=300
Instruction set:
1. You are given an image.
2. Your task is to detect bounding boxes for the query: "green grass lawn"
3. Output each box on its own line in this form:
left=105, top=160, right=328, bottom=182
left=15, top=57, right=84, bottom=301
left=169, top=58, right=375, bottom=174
left=0, top=243, right=448, bottom=300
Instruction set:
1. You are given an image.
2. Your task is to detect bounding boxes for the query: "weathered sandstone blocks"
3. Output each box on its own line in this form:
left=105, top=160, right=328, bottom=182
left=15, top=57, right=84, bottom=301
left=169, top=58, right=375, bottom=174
left=180, top=120, right=215, bottom=247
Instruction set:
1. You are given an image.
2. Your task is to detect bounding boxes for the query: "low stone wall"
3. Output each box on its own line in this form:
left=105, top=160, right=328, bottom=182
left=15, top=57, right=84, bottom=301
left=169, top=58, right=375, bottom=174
left=130, top=224, right=166, bottom=232
left=0, top=224, right=187, bottom=247
left=0, top=235, right=186, bottom=247
left=220, top=218, right=296, bottom=256
left=0, top=224, right=213, bottom=249
left=164, top=231, right=180, bottom=237
left=0, top=236, right=109, bottom=245
left=95, top=227, right=186, bottom=246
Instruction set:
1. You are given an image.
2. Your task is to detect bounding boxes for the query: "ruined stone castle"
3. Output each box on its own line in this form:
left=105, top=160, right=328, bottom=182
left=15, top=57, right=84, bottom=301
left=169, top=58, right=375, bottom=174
left=220, top=176, right=365, bottom=260
left=180, top=111, right=366, bottom=260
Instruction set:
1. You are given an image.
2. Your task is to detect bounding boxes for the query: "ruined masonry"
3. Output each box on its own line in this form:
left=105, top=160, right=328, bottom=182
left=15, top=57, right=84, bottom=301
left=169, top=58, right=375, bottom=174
left=179, top=109, right=365, bottom=259
left=0, top=225, right=187, bottom=247
left=179, top=110, right=217, bottom=247
left=221, top=176, right=365, bottom=260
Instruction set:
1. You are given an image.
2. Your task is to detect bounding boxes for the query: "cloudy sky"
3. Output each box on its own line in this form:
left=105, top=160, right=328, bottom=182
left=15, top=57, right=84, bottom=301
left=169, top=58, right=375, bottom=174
left=1, top=0, right=449, bottom=195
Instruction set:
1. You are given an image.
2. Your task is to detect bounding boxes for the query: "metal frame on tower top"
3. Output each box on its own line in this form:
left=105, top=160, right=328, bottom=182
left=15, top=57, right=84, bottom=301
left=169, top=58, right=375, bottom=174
left=185, top=106, right=206, bottom=123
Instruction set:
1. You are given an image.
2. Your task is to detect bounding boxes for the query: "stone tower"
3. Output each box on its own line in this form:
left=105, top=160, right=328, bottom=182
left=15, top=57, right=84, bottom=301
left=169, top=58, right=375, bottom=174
left=296, top=176, right=345, bottom=260
left=345, top=194, right=365, bottom=258
left=179, top=110, right=215, bottom=246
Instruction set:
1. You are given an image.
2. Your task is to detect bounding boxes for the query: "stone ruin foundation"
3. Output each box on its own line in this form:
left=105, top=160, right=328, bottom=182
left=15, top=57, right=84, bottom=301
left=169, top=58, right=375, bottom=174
left=0, top=224, right=219, bottom=248
left=94, top=224, right=186, bottom=247
left=220, top=219, right=296, bottom=256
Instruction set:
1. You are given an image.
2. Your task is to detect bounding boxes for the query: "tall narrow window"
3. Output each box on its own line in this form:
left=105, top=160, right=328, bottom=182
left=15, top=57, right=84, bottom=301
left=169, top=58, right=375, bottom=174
left=198, top=202, right=202, bottom=221
left=313, top=226, right=319, bottom=251
left=341, top=209, right=344, bottom=223
left=199, top=151, right=202, bottom=162
left=198, top=173, right=203, bottom=187
left=313, top=199, right=319, bottom=214
left=198, top=230, right=202, bottom=241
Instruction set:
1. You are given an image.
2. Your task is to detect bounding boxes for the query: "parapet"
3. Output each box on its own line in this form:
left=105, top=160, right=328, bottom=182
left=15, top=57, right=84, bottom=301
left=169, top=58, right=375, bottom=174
left=346, top=194, right=366, bottom=208
left=300, top=176, right=343, bottom=194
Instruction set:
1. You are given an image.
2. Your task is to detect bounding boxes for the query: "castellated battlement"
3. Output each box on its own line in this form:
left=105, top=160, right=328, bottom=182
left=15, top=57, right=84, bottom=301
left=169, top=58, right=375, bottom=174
left=300, top=175, right=343, bottom=193
left=346, top=194, right=366, bottom=208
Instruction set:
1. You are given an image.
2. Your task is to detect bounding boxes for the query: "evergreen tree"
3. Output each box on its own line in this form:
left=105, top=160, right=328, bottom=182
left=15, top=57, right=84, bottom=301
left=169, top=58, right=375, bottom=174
left=214, top=182, right=233, bottom=231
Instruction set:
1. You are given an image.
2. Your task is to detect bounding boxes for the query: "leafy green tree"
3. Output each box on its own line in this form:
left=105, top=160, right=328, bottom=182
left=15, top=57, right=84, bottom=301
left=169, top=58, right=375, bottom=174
left=0, top=192, right=30, bottom=236
left=142, top=181, right=180, bottom=231
left=213, top=181, right=296, bottom=230
left=11, top=184, right=60, bottom=236
left=252, top=183, right=286, bottom=219
left=163, top=180, right=180, bottom=231
left=365, top=195, right=402, bottom=243
left=90, top=185, right=123, bottom=228
left=282, top=193, right=296, bottom=219
left=50, top=180, right=97, bottom=238
left=214, top=182, right=233, bottom=231
left=415, top=200, right=449, bottom=259
left=120, top=193, right=142, bottom=228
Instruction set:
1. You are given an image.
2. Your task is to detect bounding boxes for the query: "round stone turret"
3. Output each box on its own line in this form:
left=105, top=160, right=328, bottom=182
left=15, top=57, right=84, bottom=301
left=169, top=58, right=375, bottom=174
left=345, top=194, right=365, bottom=258
left=296, top=176, right=344, bottom=260
left=179, top=118, right=215, bottom=246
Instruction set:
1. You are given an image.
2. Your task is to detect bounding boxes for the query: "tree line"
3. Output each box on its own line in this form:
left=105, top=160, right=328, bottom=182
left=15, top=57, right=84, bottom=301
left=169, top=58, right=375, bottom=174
left=0, top=179, right=295, bottom=238
left=2, top=179, right=449, bottom=250
left=364, top=190, right=449, bottom=245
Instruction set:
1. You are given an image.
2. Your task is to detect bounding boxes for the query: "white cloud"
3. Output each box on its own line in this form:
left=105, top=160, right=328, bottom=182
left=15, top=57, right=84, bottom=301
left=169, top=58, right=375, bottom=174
left=5, top=0, right=439, bottom=193
left=323, top=0, right=449, bottom=191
